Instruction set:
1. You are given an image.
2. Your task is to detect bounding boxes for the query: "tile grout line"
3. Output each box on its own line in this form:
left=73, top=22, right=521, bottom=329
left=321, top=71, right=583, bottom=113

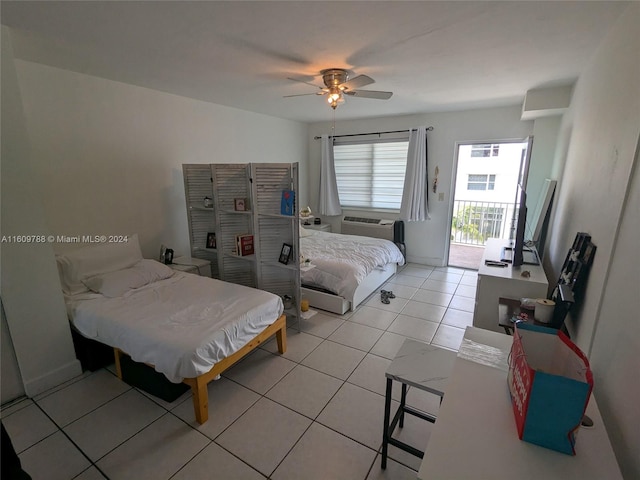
left=31, top=400, right=111, bottom=479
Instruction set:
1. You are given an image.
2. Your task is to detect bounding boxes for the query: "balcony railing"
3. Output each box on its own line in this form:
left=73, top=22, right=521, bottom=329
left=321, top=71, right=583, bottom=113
left=451, top=200, right=516, bottom=246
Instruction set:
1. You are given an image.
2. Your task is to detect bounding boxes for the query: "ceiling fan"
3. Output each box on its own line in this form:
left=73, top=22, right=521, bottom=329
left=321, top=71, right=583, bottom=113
left=285, top=68, right=393, bottom=109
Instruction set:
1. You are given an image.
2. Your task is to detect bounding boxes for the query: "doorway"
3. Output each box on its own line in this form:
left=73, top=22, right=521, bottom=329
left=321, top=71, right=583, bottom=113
left=448, top=140, right=531, bottom=269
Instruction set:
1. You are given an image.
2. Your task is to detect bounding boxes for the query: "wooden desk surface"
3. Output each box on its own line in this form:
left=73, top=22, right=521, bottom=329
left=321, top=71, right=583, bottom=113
left=418, top=327, right=621, bottom=480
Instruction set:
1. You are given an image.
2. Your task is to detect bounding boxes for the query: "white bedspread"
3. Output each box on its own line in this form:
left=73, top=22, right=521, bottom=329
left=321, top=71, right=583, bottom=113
left=67, top=273, right=283, bottom=382
left=300, top=230, right=405, bottom=300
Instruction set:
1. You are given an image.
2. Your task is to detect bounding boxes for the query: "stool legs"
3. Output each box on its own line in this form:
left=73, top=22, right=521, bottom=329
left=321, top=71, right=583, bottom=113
left=381, top=377, right=393, bottom=469
left=399, top=383, right=408, bottom=428
left=382, top=379, right=442, bottom=470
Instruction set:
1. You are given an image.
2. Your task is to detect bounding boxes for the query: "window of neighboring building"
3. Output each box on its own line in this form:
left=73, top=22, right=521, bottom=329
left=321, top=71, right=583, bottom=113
left=467, top=174, right=496, bottom=191
left=333, top=139, right=409, bottom=210
left=471, top=144, right=500, bottom=157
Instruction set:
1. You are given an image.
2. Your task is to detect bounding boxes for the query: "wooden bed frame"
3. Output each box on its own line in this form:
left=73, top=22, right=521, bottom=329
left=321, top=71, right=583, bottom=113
left=113, top=314, right=287, bottom=424
left=302, top=263, right=398, bottom=315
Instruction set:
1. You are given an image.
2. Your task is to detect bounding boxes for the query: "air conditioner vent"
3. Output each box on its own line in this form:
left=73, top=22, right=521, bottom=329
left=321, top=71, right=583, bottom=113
left=343, top=216, right=382, bottom=224
left=341, top=216, right=395, bottom=241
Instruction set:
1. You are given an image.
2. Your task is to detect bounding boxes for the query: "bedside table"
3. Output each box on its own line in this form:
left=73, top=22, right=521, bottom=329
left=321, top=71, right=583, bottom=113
left=302, top=223, right=331, bottom=232
left=170, top=256, right=212, bottom=277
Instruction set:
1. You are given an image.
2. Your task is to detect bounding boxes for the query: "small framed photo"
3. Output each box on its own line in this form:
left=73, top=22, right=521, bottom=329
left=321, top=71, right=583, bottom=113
left=234, top=198, right=247, bottom=211
left=206, top=232, right=216, bottom=249
left=279, top=243, right=292, bottom=264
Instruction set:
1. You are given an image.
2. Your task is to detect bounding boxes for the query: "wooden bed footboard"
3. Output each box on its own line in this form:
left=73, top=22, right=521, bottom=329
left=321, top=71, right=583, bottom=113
left=113, top=314, right=287, bottom=424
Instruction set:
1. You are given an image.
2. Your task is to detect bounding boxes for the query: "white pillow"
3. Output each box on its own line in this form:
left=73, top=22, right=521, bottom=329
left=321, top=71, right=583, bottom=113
left=299, top=225, right=314, bottom=238
left=56, top=234, right=143, bottom=295
left=83, top=259, right=174, bottom=298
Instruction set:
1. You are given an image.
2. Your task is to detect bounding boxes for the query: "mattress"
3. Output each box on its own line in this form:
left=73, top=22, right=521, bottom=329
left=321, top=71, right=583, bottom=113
left=300, top=230, right=405, bottom=300
left=66, top=272, right=283, bottom=382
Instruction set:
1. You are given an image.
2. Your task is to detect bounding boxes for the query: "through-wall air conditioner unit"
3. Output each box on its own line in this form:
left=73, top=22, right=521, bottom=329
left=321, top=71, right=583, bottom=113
left=341, top=216, right=396, bottom=241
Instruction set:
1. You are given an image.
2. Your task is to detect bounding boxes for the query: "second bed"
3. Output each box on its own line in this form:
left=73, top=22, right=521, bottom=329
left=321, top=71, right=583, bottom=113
left=299, top=228, right=405, bottom=314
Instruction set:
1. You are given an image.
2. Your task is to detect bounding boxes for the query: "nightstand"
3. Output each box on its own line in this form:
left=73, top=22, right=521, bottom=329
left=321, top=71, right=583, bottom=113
left=303, top=223, right=331, bottom=232
left=170, top=256, right=212, bottom=277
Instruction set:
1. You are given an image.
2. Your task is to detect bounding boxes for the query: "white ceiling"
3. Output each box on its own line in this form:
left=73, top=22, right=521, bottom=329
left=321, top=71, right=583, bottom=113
left=1, top=1, right=628, bottom=123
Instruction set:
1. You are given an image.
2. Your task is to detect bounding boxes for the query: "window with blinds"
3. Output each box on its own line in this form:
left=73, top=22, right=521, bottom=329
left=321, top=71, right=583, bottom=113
left=333, top=140, right=409, bottom=210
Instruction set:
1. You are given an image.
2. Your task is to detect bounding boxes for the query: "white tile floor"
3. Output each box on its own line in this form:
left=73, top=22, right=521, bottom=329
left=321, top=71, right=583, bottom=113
left=1, top=264, right=477, bottom=480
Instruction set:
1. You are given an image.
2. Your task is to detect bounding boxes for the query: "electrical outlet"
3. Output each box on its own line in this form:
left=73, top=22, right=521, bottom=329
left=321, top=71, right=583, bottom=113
left=438, top=192, right=445, bottom=201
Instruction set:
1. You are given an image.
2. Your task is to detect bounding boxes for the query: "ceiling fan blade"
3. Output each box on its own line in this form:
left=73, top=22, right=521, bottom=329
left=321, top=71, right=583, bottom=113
left=341, top=74, right=375, bottom=90
left=283, top=92, right=326, bottom=98
left=345, top=89, right=393, bottom=100
left=287, top=77, right=324, bottom=90
left=283, top=93, right=314, bottom=98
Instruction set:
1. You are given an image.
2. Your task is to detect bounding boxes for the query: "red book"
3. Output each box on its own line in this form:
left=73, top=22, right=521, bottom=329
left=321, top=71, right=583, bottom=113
left=236, top=234, right=254, bottom=256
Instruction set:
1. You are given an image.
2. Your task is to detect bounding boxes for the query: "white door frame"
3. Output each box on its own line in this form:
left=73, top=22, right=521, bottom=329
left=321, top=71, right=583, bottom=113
left=445, top=138, right=533, bottom=267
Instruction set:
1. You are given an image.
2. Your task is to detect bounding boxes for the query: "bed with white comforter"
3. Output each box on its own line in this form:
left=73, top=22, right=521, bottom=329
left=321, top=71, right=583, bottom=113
left=67, top=270, right=283, bottom=383
left=300, top=229, right=405, bottom=312
left=56, top=234, right=286, bottom=424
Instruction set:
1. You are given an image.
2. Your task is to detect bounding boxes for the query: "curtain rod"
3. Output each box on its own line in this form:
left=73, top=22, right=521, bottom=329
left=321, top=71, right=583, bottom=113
left=314, top=126, right=433, bottom=140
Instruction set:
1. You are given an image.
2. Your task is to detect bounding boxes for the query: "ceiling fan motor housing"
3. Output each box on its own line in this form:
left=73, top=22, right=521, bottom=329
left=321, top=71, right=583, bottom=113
left=321, top=69, right=349, bottom=89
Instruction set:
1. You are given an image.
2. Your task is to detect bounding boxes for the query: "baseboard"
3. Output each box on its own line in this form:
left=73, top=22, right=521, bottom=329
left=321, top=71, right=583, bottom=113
left=23, top=359, right=83, bottom=397
left=405, top=255, right=444, bottom=267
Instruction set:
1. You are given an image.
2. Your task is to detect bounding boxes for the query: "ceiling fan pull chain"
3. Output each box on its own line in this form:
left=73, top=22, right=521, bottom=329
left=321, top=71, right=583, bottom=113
left=331, top=108, right=336, bottom=135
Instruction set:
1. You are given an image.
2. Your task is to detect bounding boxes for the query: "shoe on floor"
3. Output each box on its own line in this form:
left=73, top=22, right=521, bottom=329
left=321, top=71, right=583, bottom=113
left=381, top=290, right=396, bottom=299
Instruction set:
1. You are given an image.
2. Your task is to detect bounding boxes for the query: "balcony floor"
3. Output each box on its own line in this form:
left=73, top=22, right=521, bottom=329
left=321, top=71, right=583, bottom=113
left=448, top=243, right=485, bottom=271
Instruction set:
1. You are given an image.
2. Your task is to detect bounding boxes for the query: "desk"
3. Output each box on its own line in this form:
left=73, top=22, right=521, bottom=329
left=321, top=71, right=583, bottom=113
left=418, top=327, right=622, bottom=479
left=473, top=238, right=548, bottom=333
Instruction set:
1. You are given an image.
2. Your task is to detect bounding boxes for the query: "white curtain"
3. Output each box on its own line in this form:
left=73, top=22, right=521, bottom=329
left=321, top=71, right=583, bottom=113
left=319, top=135, right=342, bottom=216
left=400, top=126, right=429, bottom=221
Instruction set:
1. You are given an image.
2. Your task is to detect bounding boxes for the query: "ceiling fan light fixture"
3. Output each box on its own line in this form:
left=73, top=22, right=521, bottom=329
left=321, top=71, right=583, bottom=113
left=327, top=86, right=343, bottom=109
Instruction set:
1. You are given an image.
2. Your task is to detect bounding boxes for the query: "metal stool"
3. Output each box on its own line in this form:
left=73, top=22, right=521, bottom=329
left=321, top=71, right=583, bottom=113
left=381, top=339, right=457, bottom=469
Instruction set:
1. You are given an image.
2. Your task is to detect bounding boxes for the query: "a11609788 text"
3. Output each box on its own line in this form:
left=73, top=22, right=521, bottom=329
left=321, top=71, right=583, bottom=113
left=1, top=235, right=129, bottom=244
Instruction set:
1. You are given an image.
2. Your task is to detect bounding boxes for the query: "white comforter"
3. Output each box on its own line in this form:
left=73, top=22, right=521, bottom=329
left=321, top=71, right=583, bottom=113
left=67, top=273, right=283, bottom=383
left=300, top=230, right=405, bottom=300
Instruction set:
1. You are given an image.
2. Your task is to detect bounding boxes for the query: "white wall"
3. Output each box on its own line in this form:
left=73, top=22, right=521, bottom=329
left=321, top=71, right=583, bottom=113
left=14, top=60, right=309, bottom=260
left=546, top=4, right=639, bottom=477
left=308, top=107, right=534, bottom=265
left=4, top=30, right=308, bottom=398
left=1, top=27, right=82, bottom=396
